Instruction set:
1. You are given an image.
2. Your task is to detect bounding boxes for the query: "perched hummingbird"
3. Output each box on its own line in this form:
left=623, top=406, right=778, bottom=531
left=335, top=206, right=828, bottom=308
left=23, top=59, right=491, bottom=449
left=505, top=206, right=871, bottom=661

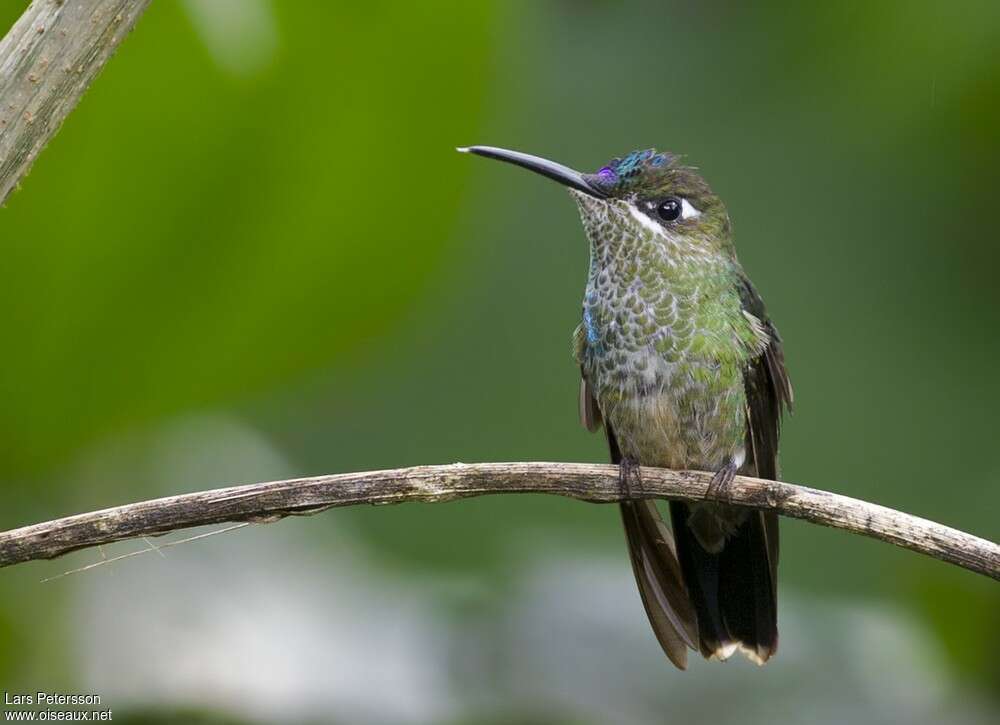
left=460, top=145, right=793, bottom=668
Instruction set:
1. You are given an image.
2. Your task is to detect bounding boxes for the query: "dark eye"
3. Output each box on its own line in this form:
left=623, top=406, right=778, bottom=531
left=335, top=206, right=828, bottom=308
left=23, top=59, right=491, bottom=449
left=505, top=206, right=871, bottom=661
left=656, top=197, right=682, bottom=222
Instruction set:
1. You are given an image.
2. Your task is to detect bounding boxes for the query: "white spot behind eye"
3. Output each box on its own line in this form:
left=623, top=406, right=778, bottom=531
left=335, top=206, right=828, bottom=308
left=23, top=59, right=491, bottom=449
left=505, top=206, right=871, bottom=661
left=680, top=198, right=701, bottom=220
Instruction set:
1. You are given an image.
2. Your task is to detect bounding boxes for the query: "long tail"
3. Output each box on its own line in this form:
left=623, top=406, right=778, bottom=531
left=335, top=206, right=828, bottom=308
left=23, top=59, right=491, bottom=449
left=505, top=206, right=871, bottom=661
left=620, top=500, right=698, bottom=669
left=605, top=422, right=698, bottom=670
left=669, top=502, right=779, bottom=664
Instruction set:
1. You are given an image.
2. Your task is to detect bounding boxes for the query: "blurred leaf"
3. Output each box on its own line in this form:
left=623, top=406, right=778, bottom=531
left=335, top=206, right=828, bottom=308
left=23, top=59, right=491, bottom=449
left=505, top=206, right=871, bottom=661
left=0, top=1, right=496, bottom=475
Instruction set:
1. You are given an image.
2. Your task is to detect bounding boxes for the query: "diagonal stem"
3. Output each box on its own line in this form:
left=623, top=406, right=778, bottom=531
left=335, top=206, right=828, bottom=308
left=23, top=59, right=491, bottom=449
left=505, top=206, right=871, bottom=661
left=0, top=0, right=152, bottom=205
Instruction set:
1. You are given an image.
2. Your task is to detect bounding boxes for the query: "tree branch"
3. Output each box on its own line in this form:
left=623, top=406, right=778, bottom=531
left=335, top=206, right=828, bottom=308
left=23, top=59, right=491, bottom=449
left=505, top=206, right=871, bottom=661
left=0, top=462, right=996, bottom=579
left=0, top=0, right=152, bottom=205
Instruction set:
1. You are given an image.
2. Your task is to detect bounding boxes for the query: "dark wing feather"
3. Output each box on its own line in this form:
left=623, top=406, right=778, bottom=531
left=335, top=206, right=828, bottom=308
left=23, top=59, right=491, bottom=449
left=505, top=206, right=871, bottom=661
left=737, top=273, right=793, bottom=479
left=579, top=373, right=602, bottom=433
left=735, top=274, right=793, bottom=660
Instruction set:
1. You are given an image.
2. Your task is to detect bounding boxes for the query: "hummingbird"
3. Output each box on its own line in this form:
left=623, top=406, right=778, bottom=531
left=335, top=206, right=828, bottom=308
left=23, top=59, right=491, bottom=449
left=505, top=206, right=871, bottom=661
left=459, top=145, right=793, bottom=668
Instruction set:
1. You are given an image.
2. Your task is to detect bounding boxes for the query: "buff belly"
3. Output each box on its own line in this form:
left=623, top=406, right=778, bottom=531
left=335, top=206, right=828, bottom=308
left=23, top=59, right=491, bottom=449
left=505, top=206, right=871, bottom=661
left=594, top=368, right=747, bottom=472
left=591, top=359, right=752, bottom=552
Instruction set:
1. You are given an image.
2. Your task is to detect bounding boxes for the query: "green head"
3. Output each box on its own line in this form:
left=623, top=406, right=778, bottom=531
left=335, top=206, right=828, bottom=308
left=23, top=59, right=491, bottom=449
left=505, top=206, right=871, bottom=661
left=458, top=145, right=733, bottom=256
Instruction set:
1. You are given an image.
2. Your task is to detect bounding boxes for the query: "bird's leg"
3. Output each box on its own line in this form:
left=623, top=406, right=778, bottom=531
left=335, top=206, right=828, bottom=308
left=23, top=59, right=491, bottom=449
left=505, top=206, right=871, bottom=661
left=706, top=460, right=739, bottom=503
left=619, top=457, right=641, bottom=502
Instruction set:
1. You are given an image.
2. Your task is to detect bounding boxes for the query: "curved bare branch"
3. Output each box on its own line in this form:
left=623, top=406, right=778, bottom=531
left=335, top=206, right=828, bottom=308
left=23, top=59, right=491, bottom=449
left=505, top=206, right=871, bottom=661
left=0, top=462, right=996, bottom=580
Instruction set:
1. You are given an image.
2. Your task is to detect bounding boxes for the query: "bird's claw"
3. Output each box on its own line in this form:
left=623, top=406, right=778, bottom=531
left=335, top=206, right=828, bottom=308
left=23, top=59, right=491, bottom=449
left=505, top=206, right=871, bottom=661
left=706, top=462, right=738, bottom=503
left=619, top=458, right=641, bottom=502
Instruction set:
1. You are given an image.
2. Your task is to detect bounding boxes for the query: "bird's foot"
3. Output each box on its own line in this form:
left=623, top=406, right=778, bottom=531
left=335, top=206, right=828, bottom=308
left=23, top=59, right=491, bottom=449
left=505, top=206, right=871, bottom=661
left=706, top=461, right=738, bottom=503
left=618, top=457, right=641, bottom=502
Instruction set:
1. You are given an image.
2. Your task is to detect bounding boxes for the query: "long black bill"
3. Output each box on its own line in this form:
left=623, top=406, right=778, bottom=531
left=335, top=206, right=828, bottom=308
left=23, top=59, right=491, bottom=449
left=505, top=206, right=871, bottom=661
left=457, top=145, right=606, bottom=198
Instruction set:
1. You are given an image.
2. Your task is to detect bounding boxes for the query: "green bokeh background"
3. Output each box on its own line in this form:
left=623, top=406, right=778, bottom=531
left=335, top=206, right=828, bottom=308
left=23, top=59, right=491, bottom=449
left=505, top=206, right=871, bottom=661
left=0, top=1, right=997, bottom=722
